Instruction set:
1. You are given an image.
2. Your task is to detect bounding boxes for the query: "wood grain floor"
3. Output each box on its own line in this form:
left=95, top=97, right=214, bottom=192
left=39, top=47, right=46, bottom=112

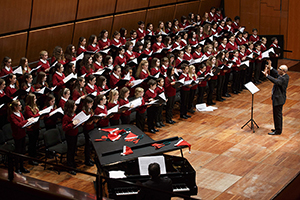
left=23, top=59, right=300, bottom=200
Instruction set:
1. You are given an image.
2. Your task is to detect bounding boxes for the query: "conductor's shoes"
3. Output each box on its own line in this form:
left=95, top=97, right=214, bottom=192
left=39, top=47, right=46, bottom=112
left=268, top=131, right=281, bottom=135
left=271, top=129, right=275, bottom=132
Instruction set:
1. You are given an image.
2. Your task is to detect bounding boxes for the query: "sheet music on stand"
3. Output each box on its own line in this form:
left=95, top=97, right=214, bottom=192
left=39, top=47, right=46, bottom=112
left=244, top=82, right=260, bottom=94
left=138, top=155, right=166, bottom=176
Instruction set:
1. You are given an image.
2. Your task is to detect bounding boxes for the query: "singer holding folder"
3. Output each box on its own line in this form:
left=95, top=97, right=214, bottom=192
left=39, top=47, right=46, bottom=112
left=262, top=60, right=289, bottom=135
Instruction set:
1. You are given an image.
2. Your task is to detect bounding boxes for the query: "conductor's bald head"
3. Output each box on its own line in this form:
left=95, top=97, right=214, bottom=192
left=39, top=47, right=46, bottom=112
left=280, top=65, right=288, bottom=72
left=278, top=65, right=288, bottom=75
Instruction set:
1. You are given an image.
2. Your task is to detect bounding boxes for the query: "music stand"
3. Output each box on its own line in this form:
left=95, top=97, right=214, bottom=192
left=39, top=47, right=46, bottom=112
left=241, top=82, right=259, bottom=133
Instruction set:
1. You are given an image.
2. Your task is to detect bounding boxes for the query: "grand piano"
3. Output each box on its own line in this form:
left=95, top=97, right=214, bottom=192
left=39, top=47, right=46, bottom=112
left=89, top=125, right=197, bottom=199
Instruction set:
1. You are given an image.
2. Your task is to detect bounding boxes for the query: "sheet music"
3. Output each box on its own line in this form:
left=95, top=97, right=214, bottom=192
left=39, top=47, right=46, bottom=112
left=73, top=111, right=91, bottom=128
left=109, top=171, right=126, bottom=179
left=49, top=107, right=64, bottom=116
left=196, top=103, right=218, bottom=112
left=130, top=79, right=144, bottom=88
left=75, top=96, right=82, bottom=105
left=22, top=116, right=40, bottom=128
left=245, top=82, right=260, bottom=94
left=76, top=53, right=84, bottom=61
left=39, top=106, right=53, bottom=115
left=93, top=69, right=105, bottom=76
left=128, top=98, right=142, bottom=110
left=13, top=66, right=23, bottom=75
left=145, top=99, right=159, bottom=105
left=107, top=105, right=119, bottom=116
left=63, top=73, right=77, bottom=83
left=138, top=156, right=166, bottom=175
left=158, top=92, right=167, bottom=102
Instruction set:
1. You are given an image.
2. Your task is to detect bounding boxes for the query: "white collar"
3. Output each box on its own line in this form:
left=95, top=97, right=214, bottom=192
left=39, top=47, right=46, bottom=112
left=124, top=97, right=128, bottom=101
left=227, top=25, right=231, bottom=29
left=162, top=65, right=168, bottom=69
left=240, top=52, right=244, bottom=56
left=210, top=12, right=214, bottom=16
left=92, top=44, right=96, bottom=47
left=98, top=104, right=105, bottom=109
left=24, top=66, right=27, bottom=71
left=222, top=43, right=226, bottom=48
left=102, top=38, right=107, bottom=42
left=182, top=73, right=187, bottom=77
left=273, top=43, right=278, bottom=47
left=234, top=22, right=238, bottom=26
left=10, top=84, right=15, bottom=89
left=220, top=26, right=224, bottom=29
left=195, top=51, right=201, bottom=55
left=61, top=96, right=68, bottom=102
left=88, top=83, right=94, bottom=89
left=80, top=46, right=85, bottom=49
left=157, top=42, right=161, bottom=46
left=5, top=66, right=10, bottom=72
left=40, top=59, right=47, bottom=64
left=229, top=41, right=235, bottom=46
left=181, top=39, right=187, bottom=44
left=56, top=71, right=63, bottom=76
left=0, top=90, right=3, bottom=94
left=178, top=57, right=182, bottom=61
left=113, top=100, right=118, bottom=104
left=14, top=112, right=21, bottom=118
left=80, top=88, right=82, bottom=91
left=206, top=51, right=212, bottom=55
left=28, top=83, right=31, bottom=87
left=126, top=50, right=132, bottom=55
left=192, top=38, right=196, bottom=41
left=149, top=89, right=155, bottom=93
left=248, top=49, right=253, bottom=52
left=242, top=37, right=247, bottom=41
left=138, top=28, right=144, bottom=33
left=253, top=35, right=257, bottom=38
left=113, top=72, right=120, bottom=79
left=158, top=85, right=163, bottom=89
left=95, top=61, right=101, bottom=66
left=102, top=85, right=106, bottom=89
left=238, top=38, right=242, bottom=41
left=114, top=38, right=119, bottom=43
left=175, top=41, right=179, bottom=46
left=147, top=29, right=153, bottom=34
left=211, top=28, right=216, bottom=32
left=261, top=44, right=266, bottom=47
left=185, top=52, right=190, bottom=57
left=119, top=54, right=124, bottom=59
left=142, top=69, right=147, bottom=74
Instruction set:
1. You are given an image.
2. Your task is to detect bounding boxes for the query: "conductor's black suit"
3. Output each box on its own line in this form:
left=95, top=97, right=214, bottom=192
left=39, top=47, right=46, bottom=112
left=267, top=68, right=289, bottom=134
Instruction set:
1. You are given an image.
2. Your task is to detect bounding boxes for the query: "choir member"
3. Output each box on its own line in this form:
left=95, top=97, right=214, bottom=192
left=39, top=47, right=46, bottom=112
left=5, top=74, right=18, bottom=98
left=197, top=65, right=208, bottom=104
left=85, top=74, right=99, bottom=94
left=64, top=44, right=76, bottom=63
left=206, top=56, right=219, bottom=105
left=134, top=87, right=146, bottom=131
left=82, top=96, right=96, bottom=166
left=156, top=21, right=166, bottom=35
left=107, top=89, right=120, bottom=125
left=137, top=21, right=146, bottom=41
left=77, top=37, right=87, bottom=56
left=93, top=52, right=104, bottom=71
left=249, top=28, right=260, bottom=43
left=119, top=87, right=131, bottom=124
left=9, top=100, right=33, bottom=174
left=109, top=65, right=121, bottom=89
left=62, top=100, right=80, bottom=175
left=187, top=65, right=197, bottom=113
left=119, top=28, right=128, bottom=45
left=37, top=50, right=50, bottom=73
left=231, top=50, right=242, bottom=94
left=179, top=64, right=191, bottom=119
left=98, top=29, right=111, bottom=50
left=164, top=67, right=177, bottom=124
left=87, top=35, right=100, bottom=52
left=58, top=88, right=70, bottom=109
left=150, top=58, right=161, bottom=75
left=51, top=46, right=66, bottom=65
left=155, top=77, right=165, bottom=127
left=94, top=94, right=109, bottom=128
left=19, top=57, right=31, bottom=74
left=43, top=94, right=57, bottom=130
left=80, top=55, right=95, bottom=77
left=0, top=56, right=13, bottom=77
left=144, top=79, right=158, bottom=133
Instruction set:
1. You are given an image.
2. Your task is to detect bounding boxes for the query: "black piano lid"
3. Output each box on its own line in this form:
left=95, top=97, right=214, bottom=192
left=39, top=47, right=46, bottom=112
left=89, top=125, right=189, bottom=167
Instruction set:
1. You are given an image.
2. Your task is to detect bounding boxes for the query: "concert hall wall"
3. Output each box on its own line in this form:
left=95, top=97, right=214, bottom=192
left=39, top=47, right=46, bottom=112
left=0, top=0, right=222, bottom=66
left=224, top=0, right=300, bottom=60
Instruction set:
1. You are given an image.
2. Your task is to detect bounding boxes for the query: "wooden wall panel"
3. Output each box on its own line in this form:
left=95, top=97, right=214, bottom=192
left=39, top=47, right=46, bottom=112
left=198, top=0, right=222, bottom=16
left=27, top=24, right=74, bottom=62
left=240, top=0, right=260, bottom=33
left=286, top=0, right=300, bottom=60
left=0, top=0, right=32, bottom=34
left=0, top=33, right=28, bottom=66
left=76, top=0, right=116, bottom=20
left=261, top=0, right=280, bottom=10
left=146, top=5, right=176, bottom=28
left=112, top=11, right=147, bottom=36
left=174, top=1, right=200, bottom=20
left=72, top=16, right=113, bottom=45
left=115, top=0, right=149, bottom=13
left=149, top=0, right=176, bottom=7
left=224, top=0, right=240, bottom=20
left=30, top=0, right=77, bottom=28
left=259, top=3, right=280, bottom=35
left=280, top=0, right=289, bottom=54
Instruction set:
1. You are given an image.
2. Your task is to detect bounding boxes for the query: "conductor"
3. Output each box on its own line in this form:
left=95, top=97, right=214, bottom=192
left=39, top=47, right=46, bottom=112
left=262, top=60, right=289, bottom=135
left=137, top=162, right=173, bottom=200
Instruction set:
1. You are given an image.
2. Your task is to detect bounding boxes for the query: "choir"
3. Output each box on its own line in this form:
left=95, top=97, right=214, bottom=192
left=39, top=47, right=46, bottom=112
left=0, top=6, right=281, bottom=175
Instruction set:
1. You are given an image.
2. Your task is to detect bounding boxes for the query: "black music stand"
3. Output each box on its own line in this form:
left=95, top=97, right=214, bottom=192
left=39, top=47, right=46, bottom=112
left=241, top=82, right=259, bottom=133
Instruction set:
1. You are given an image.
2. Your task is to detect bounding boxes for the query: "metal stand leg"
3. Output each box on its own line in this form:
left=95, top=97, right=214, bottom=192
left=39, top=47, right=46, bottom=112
left=241, top=94, right=259, bottom=133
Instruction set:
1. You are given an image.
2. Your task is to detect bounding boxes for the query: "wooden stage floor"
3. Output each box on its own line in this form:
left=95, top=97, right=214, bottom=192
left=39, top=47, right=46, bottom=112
left=23, top=59, right=300, bottom=200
